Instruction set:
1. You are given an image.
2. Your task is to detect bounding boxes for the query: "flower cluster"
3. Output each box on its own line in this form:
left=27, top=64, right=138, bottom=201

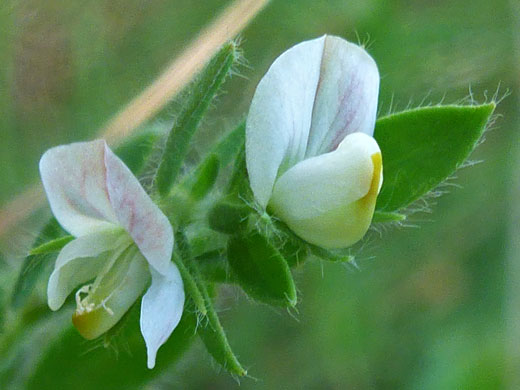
left=39, top=35, right=382, bottom=368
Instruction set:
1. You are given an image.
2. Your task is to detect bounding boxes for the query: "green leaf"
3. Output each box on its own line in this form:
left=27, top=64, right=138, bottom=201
left=29, top=235, right=74, bottom=255
left=372, top=211, right=406, bottom=223
left=188, top=154, right=220, bottom=201
left=155, top=42, right=238, bottom=197
left=11, top=219, right=67, bottom=308
left=226, top=146, right=249, bottom=196
left=374, top=103, right=495, bottom=212
left=25, top=310, right=196, bottom=390
left=227, top=230, right=297, bottom=307
left=208, top=201, right=251, bottom=234
left=180, top=120, right=245, bottom=189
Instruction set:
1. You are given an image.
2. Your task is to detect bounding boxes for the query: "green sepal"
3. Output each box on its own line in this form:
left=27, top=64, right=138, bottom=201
left=188, top=154, right=220, bottom=201
left=227, top=230, right=297, bottom=307
left=372, top=211, right=406, bottom=223
left=208, top=201, right=251, bottom=234
left=11, top=219, right=67, bottom=308
left=155, top=42, right=238, bottom=197
left=309, top=245, right=355, bottom=263
left=374, top=103, right=495, bottom=212
left=29, top=235, right=74, bottom=255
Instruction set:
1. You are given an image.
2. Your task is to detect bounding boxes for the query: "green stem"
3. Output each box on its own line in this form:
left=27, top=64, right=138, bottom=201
left=173, top=252, right=207, bottom=316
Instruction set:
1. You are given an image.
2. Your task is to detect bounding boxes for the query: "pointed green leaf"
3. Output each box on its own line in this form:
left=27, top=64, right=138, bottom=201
left=155, top=42, right=238, bottom=197
left=29, top=235, right=74, bottom=255
left=374, top=103, right=495, bottom=212
left=189, top=154, right=220, bottom=201
left=227, top=231, right=297, bottom=307
left=180, top=120, right=245, bottom=189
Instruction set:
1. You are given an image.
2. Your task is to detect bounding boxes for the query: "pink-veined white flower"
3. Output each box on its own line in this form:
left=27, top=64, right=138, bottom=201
left=246, top=35, right=383, bottom=248
left=40, top=139, right=184, bottom=369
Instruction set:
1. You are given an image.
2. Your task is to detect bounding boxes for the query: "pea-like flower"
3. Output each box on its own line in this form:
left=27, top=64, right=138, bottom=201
left=246, top=35, right=383, bottom=249
left=40, top=139, right=184, bottom=369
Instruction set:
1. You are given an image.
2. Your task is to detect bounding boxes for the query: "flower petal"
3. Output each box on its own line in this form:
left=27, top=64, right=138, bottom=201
left=40, top=140, right=119, bottom=236
left=47, top=230, right=126, bottom=310
left=246, top=36, right=326, bottom=208
left=140, top=262, right=184, bottom=369
left=103, top=144, right=174, bottom=276
left=246, top=36, right=379, bottom=209
left=72, top=248, right=150, bottom=340
left=269, top=132, right=382, bottom=248
left=305, top=36, right=379, bottom=157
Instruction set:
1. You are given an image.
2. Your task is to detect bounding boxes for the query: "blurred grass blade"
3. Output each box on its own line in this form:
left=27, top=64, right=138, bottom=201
left=11, top=219, right=67, bottom=308
left=227, top=230, right=297, bottom=307
left=155, top=42, right=238, bottom=197
left=374, top=103, right=495, bottom=212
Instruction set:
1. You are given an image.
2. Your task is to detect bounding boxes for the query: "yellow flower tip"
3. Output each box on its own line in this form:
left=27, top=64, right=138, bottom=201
left=360, top=151, right=383, bottom=208
left=277, top=149, right=383, bottom=250
left=72, top=308, right=108, bottom=340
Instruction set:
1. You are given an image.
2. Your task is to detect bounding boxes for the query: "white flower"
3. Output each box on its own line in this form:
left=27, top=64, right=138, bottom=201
left=39, top=139, right=184, bottom=369
left=246, top=35, right=383, bottom=249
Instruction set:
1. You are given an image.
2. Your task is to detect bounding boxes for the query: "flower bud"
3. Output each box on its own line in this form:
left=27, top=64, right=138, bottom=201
left=246, top=35, right=382, bottom=248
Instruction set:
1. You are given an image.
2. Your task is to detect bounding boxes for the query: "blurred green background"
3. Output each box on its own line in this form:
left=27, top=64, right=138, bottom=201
left=0, top=0, right=519, bottom=389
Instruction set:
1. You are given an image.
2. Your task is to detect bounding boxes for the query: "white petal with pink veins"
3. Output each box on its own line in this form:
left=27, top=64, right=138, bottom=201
left=103, top=144, right=174, bottom=276
left=39, top=140, right=119, bottom=236
left=305, top=36, right=379, bottom=157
